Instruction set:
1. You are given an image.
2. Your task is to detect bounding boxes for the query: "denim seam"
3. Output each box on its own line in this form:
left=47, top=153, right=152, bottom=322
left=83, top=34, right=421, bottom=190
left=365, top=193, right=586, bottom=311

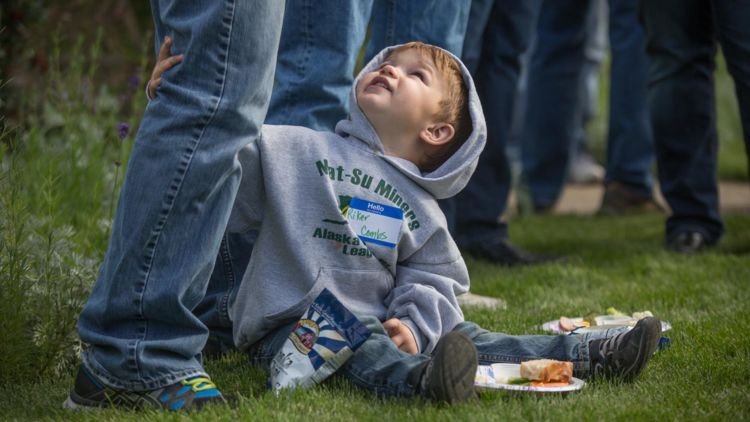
left=384, top=0, right=395, bottom=46
left=217, top=235, right=235, bottom=325
left=133, top=0, right=237, bottom=384
left=278, top=0, right=311, bottom=120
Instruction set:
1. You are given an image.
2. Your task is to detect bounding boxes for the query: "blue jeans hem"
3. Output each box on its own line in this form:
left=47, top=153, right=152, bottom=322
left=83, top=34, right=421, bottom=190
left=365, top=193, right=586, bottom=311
left=82, top=350, right=207, bottom=391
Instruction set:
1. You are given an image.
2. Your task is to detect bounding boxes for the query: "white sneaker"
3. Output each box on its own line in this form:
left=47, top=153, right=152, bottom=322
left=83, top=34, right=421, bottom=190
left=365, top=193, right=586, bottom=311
left=457, top=292, right=506, bottom=310
left=568, top=153, right=604, bottom=184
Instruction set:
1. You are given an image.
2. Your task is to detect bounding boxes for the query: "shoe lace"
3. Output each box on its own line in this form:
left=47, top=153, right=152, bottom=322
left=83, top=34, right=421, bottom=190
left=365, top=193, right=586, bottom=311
left=181, top=377, right=217, bottom=393
left=591, top=335, right=621, bottom=375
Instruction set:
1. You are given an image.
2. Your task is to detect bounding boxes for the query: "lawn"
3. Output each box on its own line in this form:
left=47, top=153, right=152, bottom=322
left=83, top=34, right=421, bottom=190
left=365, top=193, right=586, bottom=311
left=1, top=213, right=749, bottom=421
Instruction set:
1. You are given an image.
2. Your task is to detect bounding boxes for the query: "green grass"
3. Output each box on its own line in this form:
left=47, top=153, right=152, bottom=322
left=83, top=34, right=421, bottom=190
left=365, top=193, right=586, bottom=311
left=1, top=213, right=749, bottom=420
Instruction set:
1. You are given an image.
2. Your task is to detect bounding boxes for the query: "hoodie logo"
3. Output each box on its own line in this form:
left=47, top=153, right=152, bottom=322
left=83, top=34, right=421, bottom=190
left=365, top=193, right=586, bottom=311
left=322, top=195, right=352, bottom=225
left=315, top=158, right=421, bottom=231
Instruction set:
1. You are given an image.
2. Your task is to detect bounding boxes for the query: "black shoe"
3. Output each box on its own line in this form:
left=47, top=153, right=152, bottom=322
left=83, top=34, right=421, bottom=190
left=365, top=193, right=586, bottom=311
left=420, top=331, right=478, bottom=404
left=460, top=237, right=561, bottom=267
left=63, top=365, right=226, bottom=411
left=589, top=317, right=661, bottom=381
left=667, top=231, right=711, bottom=254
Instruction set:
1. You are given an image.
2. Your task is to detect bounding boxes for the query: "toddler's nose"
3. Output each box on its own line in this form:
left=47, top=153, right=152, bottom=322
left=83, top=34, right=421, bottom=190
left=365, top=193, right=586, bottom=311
left=379, top=64, right=398, bottom=78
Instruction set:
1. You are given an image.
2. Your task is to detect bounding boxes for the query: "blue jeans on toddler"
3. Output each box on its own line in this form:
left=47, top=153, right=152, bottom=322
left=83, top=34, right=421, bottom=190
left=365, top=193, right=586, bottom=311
left=247, top=316, right=621, bottom=398
left=642, top=0, right=750, bottom=245
left=76, top=0, right=284, bottom=391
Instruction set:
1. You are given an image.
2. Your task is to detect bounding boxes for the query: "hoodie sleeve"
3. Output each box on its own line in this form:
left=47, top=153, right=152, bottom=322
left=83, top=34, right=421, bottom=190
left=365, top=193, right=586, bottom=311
left=226, top=136, right=265, bottom=233
left=384, top=229, right=469, bottom=353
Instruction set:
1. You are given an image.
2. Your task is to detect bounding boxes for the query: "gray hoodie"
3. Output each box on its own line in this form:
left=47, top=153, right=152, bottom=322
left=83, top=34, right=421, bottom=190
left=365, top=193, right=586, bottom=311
left=229, top=44, right=486, bottom=353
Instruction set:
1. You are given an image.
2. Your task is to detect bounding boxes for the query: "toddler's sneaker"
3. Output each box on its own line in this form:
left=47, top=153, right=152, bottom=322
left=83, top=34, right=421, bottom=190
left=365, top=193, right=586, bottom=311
left=63, top=365, right=226, bottom=411
left=589, top=317, right=661, bottom=381
left=420, top=331, right=478, bottom=404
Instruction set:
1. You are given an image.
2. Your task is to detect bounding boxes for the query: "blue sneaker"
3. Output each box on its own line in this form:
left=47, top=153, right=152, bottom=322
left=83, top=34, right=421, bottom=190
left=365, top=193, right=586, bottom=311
left=63, top=365, right=226, bottom=411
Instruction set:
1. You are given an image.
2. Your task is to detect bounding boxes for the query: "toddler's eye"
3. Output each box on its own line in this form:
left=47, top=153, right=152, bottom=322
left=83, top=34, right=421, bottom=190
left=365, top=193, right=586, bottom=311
left=412, top=71, right=426, bottom=81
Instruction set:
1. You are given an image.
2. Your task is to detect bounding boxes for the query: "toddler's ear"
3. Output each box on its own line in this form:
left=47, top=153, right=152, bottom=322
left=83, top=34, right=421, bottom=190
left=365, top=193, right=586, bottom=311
left=420, top=122, right=455, bottom=147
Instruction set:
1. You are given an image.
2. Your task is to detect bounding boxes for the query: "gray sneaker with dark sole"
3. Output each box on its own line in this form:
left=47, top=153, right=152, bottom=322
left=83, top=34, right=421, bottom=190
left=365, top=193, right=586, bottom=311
left=590, top=317, right=661, bottom=381
left=422, top=331, right=478, bottom=404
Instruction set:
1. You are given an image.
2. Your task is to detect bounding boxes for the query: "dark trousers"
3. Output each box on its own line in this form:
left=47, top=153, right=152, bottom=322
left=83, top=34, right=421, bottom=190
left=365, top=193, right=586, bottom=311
left=642, top=0, right=750, bottom=243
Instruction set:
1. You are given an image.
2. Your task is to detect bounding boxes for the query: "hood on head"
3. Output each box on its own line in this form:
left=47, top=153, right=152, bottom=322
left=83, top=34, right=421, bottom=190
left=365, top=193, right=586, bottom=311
left=335, top=43, right=487, bottom=200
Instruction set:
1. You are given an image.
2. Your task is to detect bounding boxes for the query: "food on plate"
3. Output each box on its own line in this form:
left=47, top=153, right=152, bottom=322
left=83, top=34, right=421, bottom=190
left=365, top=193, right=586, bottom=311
left=520, top=359, right=573, bottom=384
left=559, top=309, right=656, bottom=332
left=632, top=310, right=653, bottom=320
left=559, top=316, right=590, bottom=332
left=606, top=307, right=625, bottom=316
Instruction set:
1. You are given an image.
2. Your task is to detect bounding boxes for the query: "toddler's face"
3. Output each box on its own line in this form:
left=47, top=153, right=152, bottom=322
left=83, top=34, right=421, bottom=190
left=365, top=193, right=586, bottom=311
left=356, top=49, right=445, bottom=141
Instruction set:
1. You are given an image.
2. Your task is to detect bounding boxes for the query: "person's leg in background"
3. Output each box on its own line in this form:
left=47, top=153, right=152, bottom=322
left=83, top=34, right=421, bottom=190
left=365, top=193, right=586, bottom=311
left=568, top=0, right=607, bottom=185
left=72, top=0, right=284, bottom=406
left=365, top=0, right=470, bottom=60
left=641, top=0, right=724, bottom=252
left=453, top=0, right=553, bottom=266
left=597, top=0, right=659, bottom=214
left=521, top=0, right=589, bottom=211
left=713, top=0, right=750, bottom=179
left=267, top=0, right=373, bottom=130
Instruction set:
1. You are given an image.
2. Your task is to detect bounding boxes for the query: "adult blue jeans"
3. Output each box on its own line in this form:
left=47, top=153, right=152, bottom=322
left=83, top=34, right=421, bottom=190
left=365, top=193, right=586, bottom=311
left=265, top=0, right=373, bottom=130
left=642, top=0, right=750, bottom=245
left=452, top=0, right=540, bottom=245
left=522, top=0, right=654, bottom=208
left=247, top=316, right=614, bottom=397
left=267, top=0, right=470, bottom=131
left=76, top=0, right=285, bottom=391
left=364, top=0, right=470, bottom=62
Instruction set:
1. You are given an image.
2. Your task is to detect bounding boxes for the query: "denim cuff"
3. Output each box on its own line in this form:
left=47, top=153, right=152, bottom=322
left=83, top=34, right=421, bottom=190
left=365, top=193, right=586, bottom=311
left=574, top=326, right=630, bottom=377
left=82, top=349, right=208, bottom=391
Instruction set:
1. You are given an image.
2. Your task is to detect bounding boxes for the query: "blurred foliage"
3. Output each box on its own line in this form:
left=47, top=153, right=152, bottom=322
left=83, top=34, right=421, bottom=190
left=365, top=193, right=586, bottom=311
left=0, top=1, right=151, bottom=380
left=1, top=0, right=153, bottom=131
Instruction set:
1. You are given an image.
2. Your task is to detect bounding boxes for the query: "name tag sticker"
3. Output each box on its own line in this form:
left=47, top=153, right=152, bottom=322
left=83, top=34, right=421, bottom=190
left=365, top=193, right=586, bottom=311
left=346, top=197, right=403, bottom=248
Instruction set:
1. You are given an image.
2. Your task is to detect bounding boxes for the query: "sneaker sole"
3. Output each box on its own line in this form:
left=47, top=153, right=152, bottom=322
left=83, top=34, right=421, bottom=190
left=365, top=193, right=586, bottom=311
left=62, top=396, right=98, bottom=410
left=429, top=332, right=478, bottom=404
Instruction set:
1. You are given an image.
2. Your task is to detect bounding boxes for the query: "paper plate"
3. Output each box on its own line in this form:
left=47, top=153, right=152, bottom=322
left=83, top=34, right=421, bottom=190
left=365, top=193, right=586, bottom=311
left=541, top=317, right=672, bottom=334
left=474, top=363, right=585, bottom=393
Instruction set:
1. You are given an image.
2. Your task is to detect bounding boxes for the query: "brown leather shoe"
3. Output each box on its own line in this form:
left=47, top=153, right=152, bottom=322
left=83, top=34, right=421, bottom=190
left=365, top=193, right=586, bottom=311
left=597, top=182, right=663, bottom=215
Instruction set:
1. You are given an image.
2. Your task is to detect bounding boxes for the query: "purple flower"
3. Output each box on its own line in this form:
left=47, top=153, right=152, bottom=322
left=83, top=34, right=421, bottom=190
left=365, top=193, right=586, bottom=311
left=128, top=72, right=141, bottom=91
left=117, top=122, right=130, bottom=140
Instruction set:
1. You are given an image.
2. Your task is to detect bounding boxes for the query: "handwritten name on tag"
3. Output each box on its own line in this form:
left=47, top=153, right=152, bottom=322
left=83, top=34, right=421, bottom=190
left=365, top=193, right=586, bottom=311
left=346, top=198, right=403, bottom=248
